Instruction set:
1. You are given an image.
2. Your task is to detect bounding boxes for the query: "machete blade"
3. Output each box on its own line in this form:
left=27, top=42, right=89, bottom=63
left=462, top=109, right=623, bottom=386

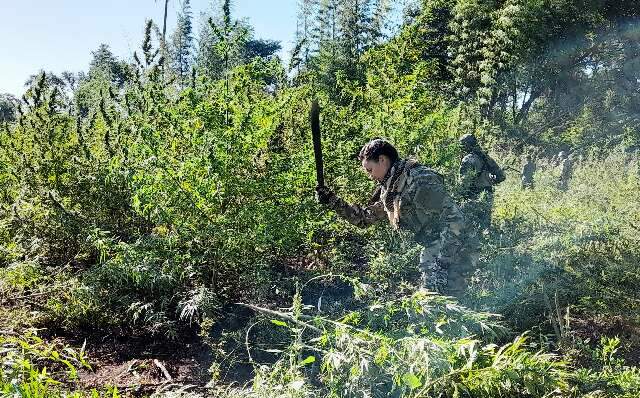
left=310, top=99, right=324, bottom=187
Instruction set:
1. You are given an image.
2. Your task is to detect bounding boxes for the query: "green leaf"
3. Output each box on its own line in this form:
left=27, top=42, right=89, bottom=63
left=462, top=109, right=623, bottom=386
left=402, top=372, right=422, bottom=389
left=300, top=355, right=316, bottom=365
left=270, top=319, right=288, bottom=327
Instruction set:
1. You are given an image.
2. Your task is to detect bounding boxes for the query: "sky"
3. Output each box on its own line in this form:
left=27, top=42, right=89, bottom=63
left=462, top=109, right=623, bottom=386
left=0, top=0, right=298, bottom=96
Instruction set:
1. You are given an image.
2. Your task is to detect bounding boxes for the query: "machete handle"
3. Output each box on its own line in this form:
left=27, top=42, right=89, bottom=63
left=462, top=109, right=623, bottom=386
left=310, top=99, right=325, bottom=187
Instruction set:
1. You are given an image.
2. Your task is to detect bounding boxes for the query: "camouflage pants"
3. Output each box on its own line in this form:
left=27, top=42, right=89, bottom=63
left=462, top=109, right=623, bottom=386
left=521, top=177, right=534, bottom=190
left=460, top=190, right=493, bottom=233
left=419, top=227, right=466, bottom=295
left=558, top=176, right=569, bottom=191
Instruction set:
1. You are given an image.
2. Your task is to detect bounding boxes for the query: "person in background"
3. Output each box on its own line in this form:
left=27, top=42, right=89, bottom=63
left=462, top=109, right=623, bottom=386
left=458, top=133, right=505, bottom=230
left=558, top=151, right=573, bottom=191
left=521, top=154, right=536, bottom=190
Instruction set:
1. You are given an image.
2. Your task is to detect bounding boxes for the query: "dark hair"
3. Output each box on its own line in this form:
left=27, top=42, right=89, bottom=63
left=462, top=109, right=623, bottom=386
left=458, top=133, right=477, bottom=149
left=358, top=138, right=399, bottom=163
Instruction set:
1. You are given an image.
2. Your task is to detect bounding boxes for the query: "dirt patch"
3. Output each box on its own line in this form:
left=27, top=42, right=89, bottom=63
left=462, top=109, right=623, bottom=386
left=571, top=315, right=640, bottom=366
left=69, top=333, right=214, bottom=396
left=78, top=358, right=205, bottom=396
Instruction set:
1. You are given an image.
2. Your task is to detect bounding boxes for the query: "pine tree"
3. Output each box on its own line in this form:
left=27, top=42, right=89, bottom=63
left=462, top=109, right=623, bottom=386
left=291, top=0, right=318, bottom=72
left=196, top=10, right=224, bottom=79
left=170, top=0, right=194, bottom=87
left=315, top=0, right=339, bottom=46
left=0, top=94, right=19, bottom=122
left=88, top=44, right=128, bottom=87
left=338, top=0, right=367, bottom=58
left=195, top=0, right=250, bottom=80
left=369, top=0, right=390, bottom=45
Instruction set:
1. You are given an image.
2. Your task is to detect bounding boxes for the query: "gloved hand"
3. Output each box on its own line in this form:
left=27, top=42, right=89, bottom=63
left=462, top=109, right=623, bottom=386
left=315, top=185, right=336, bottom=205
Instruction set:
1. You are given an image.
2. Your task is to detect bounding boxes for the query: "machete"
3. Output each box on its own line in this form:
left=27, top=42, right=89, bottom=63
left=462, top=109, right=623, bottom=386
left=310, top=99, right=324, bottom=187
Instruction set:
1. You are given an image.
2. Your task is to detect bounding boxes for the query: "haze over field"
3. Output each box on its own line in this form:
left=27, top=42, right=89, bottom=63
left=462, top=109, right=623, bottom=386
left=1, top=1, right=640, bottom=397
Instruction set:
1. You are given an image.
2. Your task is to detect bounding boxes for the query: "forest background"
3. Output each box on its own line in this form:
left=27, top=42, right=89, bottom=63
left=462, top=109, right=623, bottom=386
left=1, top=0, right=640, bottom=397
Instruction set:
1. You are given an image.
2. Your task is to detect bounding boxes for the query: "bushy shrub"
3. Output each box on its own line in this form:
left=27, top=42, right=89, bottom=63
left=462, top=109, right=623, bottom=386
left=0, top=331, right=119, bottom=397
left=473, top=150, right=640, bottom=332
left=234, top=289, right=575, bottom=398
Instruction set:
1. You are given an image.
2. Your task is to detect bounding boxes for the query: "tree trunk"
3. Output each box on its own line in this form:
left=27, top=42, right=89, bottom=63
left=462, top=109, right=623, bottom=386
left=163, top=0, right=169, bottom=44
left=515, top=87, right=543, bottom=125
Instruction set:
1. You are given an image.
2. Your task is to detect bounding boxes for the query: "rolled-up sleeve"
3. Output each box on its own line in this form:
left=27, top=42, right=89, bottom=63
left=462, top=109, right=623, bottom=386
left=329, top=195, right=387, bottom=228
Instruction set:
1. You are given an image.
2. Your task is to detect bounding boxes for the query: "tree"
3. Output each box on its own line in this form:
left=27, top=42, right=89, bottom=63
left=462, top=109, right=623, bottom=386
left=369, top=0, right=391, bottom=45
left=154, top=0, right=171, bottom=46
left=292, top=0, right=392, bottom=97
left=24, top=71, right=69, bottom=90
left=338, top=0, right=374, bottom=57
left=74, top=44, right=131, bottom=117
left=87, top=44, right=129, bottom=87
left=243, top=39, right=281, bottom=60
left=170, top=0, right=194, bottom=87
left=196, top=0, right=247, bottom=80
left=290, top=0, right=318, bottom=72
left=195, top=0, right=280, bottom=81
left=22, top=71, right=79, bottom=112
left=0, top=93, right=19, bottom=122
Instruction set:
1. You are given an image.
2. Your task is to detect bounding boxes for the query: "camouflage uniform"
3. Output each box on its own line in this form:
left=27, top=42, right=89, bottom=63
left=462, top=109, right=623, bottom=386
left=521, top=157, right=536, bottom=189
left=459, top=149, right=504, bottom=231
left=459, top=141, right=505, bottom=195
left=456, top=136, right=504, bottom=277
left=323, top=159, right=466, bottom=294
left=558, top=153, right=573, bottom=191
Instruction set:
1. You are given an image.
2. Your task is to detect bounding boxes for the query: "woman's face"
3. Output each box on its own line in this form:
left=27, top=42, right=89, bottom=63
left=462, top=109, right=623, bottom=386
left=361, top=155, right=390, bottom=182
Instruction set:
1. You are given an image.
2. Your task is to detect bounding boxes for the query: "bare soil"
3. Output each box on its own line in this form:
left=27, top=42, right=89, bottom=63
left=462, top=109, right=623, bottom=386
left=75, top=334, right=212, bottom=395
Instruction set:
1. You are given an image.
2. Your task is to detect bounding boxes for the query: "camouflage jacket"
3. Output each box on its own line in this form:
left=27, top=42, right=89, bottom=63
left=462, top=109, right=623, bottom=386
left=327, top=159, right=464, bottom=246
left=459, top=149, right=505, bottom=198
left=521, top=160, right=536, bottom=183
left=559, top=158, right=573, bottom=180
